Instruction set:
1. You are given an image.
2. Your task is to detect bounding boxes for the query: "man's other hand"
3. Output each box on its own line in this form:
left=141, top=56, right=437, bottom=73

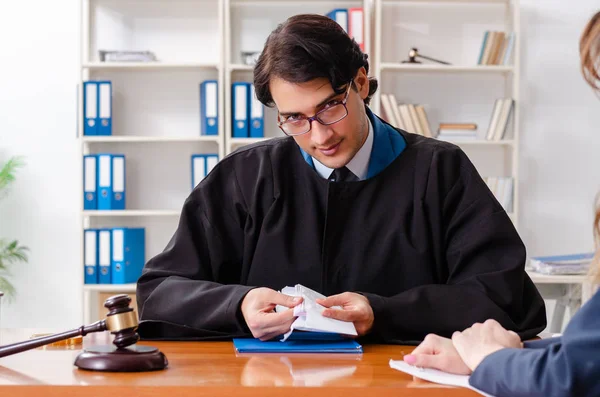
left=316, top=292, right=374, bottom=336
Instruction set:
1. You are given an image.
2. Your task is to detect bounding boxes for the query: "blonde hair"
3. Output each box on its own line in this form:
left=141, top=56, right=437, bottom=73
left=580, top=11, right=600, bottom=284
left=592, top=194, right=600, bottom=284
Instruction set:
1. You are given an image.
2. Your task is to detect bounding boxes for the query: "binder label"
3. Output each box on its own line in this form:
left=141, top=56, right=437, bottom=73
left=99, top=155, right=111, bottom=187
left=193, top=156, right=206, bottom=188
left=113, top=156, right=125, bottom=192
left=113, top=229, right=124, bottom=261
left=84, top=157, right=96, bottom=192
left=235, top=84, right=248, bottom=121
left=206, top=82, right=217, bottom=119
left=99, top=83, right=111, bottom=120
left=85, top=231, right=96, bottom=265
left=85, top=83, right=97, bottom=126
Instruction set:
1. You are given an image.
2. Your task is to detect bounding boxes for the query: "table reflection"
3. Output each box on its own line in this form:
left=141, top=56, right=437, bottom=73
left=240, top=353, right=373, bottom=387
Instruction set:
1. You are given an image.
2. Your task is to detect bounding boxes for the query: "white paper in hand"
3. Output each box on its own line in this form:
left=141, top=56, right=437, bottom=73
left=389, top=360, right=494, bottom=397
left=276, top=284, right=358, bottom=341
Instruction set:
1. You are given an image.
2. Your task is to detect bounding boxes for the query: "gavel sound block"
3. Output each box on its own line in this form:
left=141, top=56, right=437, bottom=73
left=0, top=294, right=168, bottom=372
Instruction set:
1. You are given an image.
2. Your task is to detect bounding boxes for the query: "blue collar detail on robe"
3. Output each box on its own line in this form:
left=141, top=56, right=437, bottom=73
left=298, top=107, right=406, bottom=179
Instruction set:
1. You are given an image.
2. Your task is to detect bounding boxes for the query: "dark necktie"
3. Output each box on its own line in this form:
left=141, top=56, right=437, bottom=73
left=329, top=166, right=359, bottom=182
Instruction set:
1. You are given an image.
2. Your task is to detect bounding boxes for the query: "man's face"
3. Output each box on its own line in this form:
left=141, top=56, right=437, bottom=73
left=270, top=69, right=370, bottom=169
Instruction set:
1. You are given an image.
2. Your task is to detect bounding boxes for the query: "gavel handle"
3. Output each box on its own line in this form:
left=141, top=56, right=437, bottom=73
left=0, top=320, right=107, bottom=358
left=417, top=54, right=451, bottom=65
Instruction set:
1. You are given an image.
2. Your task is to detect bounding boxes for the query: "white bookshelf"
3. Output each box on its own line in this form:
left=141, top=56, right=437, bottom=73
left=84, top=284, right=137, bottom=293
left=379, top=63, right=514, bottom=74
left=77, top=0, right=527, bottom=323
left=82, top=62, right=220, bottom=71
left=83, top=210, right=181, bottom=217
left=373, top=0, right=521, bottom=227
left=82, top=136, right=221, bottom=143
left=78, top=0, right=226, bottom=323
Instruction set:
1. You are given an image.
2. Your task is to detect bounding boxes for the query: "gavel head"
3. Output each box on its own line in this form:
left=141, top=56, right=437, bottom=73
left=408, top=47, right=418, bottom=61
left=103, top=294, right=140, bottom=349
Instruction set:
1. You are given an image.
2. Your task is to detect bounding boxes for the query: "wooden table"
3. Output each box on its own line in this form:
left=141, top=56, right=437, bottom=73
left=0, top=329, right=479, bottom=396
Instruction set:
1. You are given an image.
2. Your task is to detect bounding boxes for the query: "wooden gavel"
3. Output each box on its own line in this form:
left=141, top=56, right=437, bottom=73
left=0, top=294, right=167, bottom=372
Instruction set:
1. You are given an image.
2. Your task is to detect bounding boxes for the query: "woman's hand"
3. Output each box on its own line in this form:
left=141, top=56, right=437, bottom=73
left=452, top=319, right=523, bottom=371
left=403, top=333, right=472, bottom=375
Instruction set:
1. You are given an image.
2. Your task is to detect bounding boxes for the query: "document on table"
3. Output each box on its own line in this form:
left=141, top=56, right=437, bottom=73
left=389, top=359, right=494, bottom=397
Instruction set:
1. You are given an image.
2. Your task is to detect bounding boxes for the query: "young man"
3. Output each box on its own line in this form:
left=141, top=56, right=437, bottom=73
left=136, top=14, right=546, bottom=343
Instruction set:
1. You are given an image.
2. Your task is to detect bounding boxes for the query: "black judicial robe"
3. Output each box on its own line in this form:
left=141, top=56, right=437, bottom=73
left=136, top=109, right=546, bottom=343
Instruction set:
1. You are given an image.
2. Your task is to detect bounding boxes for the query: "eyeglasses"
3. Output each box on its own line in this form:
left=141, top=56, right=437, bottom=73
left=277, top=82, right=353, bottom=136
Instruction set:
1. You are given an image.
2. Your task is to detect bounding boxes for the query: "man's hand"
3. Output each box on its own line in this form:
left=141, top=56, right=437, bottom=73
left=241, top=287, right=303, bottom=341
left=452, top=319, right=523, bottom=371
left=316, top=292, right=374, bottom=336
left=403, top=334, right=472, bottom=375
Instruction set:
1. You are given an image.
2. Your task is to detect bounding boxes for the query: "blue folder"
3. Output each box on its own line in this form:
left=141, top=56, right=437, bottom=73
left=232, top=82, right=250, bottom=138
left=83, top=155, right=97, bottom=210
left=83, top=81, right=98, bottom=136
left=200, top=80, right=218, bottom=136
left=111, top=227, right=145, bottom=284
left=233, top=338, right=362, bottom=354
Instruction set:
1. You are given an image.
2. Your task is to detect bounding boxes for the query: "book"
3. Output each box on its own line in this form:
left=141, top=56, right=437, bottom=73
left=438, top=123, right=477, bottom=130
left=233, top=338, right=363, bottom=354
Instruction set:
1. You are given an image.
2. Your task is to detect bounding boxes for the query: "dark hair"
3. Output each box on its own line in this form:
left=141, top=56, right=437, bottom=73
left=253, top=14, right=377, bottom=107
left=579, top=11, right=600, bottom=284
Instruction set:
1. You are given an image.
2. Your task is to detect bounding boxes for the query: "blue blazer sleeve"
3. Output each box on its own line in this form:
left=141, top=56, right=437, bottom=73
left=523, top=337, right=561, bottom=349
left=469, top=289, right=600, bottom=397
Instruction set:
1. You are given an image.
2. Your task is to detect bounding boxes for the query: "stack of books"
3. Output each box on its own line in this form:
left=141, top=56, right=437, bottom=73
left=436, top=123, right=477, bottom=141
left=379, top=94, right=433, bottom=137
left=529, top=253, right=595, bottom=275
left=379, top=95, right=514, bottom=142
left=485, top=98, right=514, bottom=141
left=477, top=31, right=515, bottom=66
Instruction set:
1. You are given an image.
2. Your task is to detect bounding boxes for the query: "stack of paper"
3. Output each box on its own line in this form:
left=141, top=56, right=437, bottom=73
left=389, top=360, right=493, bottom=397
left=276, top=284, right=358, bottom=341
left=529, top=252, right=594, bottom=275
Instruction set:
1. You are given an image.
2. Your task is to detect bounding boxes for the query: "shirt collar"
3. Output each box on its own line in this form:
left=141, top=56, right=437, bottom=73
left=312, top=116, right=374, bottom=181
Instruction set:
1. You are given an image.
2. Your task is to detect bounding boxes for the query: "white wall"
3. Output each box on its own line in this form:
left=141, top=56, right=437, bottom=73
left=519, top=0, right=600, bottom=258
left=0, top=0, right=598, bottom=329
left=0, top=1, right=81, bottom=327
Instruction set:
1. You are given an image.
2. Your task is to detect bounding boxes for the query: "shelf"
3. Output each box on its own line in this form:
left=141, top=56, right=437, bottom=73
left=437, top=139, right=514, bottom=146
left=231, top=0, right=363, bottom=6
left=526, top=271, right=587, bottom=285
left=83, top=284, right=137, bottom=293
left=380, top=64, right=514, bottom=74
left=83, top=210, right=180, bottom=217
left=383, top=0, right=508, bottom=4
left=228, top=64, right=254, bottom=71
left=83, top=62, right=219, bottom=71
left=229, top=137, right=270, bottom=146
left=81, top=136, right=220, bottom=143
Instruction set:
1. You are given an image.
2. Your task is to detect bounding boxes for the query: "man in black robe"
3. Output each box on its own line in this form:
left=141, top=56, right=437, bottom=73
left=136, top=14, right=546, bottom=343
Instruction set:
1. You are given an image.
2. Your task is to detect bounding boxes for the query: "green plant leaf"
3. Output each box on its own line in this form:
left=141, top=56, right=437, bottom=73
left=0, top=156, right=25, bottom=193
left=0, top=156, right=27, bottom=302
left=0, top=276, right=16, bottom=302
left=0, top=241, right=28, bottom=266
